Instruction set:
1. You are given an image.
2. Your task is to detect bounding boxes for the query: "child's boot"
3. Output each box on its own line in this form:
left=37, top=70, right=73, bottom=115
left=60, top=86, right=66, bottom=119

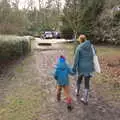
left=67, top=104, right=73, bottom=111
left=66, top=97, right=73, bottom=111
left=57, top=92, right=61, bottom=101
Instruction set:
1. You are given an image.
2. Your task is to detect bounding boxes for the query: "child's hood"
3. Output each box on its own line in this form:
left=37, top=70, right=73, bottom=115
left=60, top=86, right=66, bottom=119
left=56, top=60, right=68, bottom=70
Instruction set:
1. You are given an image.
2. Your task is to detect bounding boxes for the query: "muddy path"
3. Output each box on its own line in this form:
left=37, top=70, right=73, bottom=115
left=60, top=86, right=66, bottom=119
left=0, top=41, right=120, bottom=120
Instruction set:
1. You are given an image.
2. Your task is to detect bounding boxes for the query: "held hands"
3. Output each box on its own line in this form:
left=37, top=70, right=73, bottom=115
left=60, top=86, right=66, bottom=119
left=72, top=67, right=76, bottom=74
left=69, top=67, right=76, bottom=76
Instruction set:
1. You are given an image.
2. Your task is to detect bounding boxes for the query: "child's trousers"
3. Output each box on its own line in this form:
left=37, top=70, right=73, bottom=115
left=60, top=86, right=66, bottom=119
left=57, top=85, right=72, bottom=104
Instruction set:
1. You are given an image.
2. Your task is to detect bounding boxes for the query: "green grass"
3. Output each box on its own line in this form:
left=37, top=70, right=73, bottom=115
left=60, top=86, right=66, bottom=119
left=95, top=45, right=120, bottom=56
left=3, top=86, right=44, bottom=120
left=0, top=55, right=47, bottom=120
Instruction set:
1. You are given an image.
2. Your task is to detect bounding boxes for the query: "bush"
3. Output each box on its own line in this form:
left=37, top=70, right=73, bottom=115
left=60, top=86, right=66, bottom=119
left=0, top=35, right=31, bottom=63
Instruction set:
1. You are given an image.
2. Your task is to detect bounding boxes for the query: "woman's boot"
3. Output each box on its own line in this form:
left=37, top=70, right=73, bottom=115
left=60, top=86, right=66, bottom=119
left=80, top=89, right=89, bottom=105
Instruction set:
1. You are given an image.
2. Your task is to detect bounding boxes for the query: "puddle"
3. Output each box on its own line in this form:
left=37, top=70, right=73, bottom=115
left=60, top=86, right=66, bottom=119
left=38, top=43, right=52, bottom=46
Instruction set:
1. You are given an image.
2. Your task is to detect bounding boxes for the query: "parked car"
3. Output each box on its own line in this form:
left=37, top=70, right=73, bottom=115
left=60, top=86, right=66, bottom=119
left=53, top=31, right=61, bottom=39
left=44, top=31, right=53, bottom=39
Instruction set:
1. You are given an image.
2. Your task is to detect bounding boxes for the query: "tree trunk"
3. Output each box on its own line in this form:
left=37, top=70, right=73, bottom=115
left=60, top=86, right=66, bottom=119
left=74, top=30, right=77, bottom=41
left=73, top=30, right=78, bottom=54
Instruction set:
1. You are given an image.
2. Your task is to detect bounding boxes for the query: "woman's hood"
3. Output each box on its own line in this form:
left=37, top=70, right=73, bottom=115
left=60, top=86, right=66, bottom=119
left=80, top=40, right=91, bottom=51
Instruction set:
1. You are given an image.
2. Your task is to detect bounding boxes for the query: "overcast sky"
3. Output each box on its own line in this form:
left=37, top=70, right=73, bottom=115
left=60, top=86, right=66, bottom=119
left=18, top=0, right=65, bottom=9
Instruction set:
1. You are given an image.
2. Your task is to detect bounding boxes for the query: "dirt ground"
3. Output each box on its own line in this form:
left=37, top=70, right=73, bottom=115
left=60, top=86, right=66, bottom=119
left=0, top=40, right=120, bottom=120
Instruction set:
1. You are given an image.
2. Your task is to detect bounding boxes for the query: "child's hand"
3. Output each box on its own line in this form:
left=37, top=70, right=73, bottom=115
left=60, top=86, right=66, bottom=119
left=54, top=75, right=58, bottom=80
left=69, top=69, right=76, bottom=75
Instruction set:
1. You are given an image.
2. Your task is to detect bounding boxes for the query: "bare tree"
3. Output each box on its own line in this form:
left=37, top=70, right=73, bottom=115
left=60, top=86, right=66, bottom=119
left=55, top=0, right=61, bottom=14
left=63, top=0, right=82, bottom=39
left=10, top=0, right=20, bottom=9
left=45, top=0, right=53, bottom=9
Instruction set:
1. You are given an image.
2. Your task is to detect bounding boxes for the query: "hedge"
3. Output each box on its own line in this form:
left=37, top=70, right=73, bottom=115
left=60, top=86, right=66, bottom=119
left=0, top=35, right=32, bottom=63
